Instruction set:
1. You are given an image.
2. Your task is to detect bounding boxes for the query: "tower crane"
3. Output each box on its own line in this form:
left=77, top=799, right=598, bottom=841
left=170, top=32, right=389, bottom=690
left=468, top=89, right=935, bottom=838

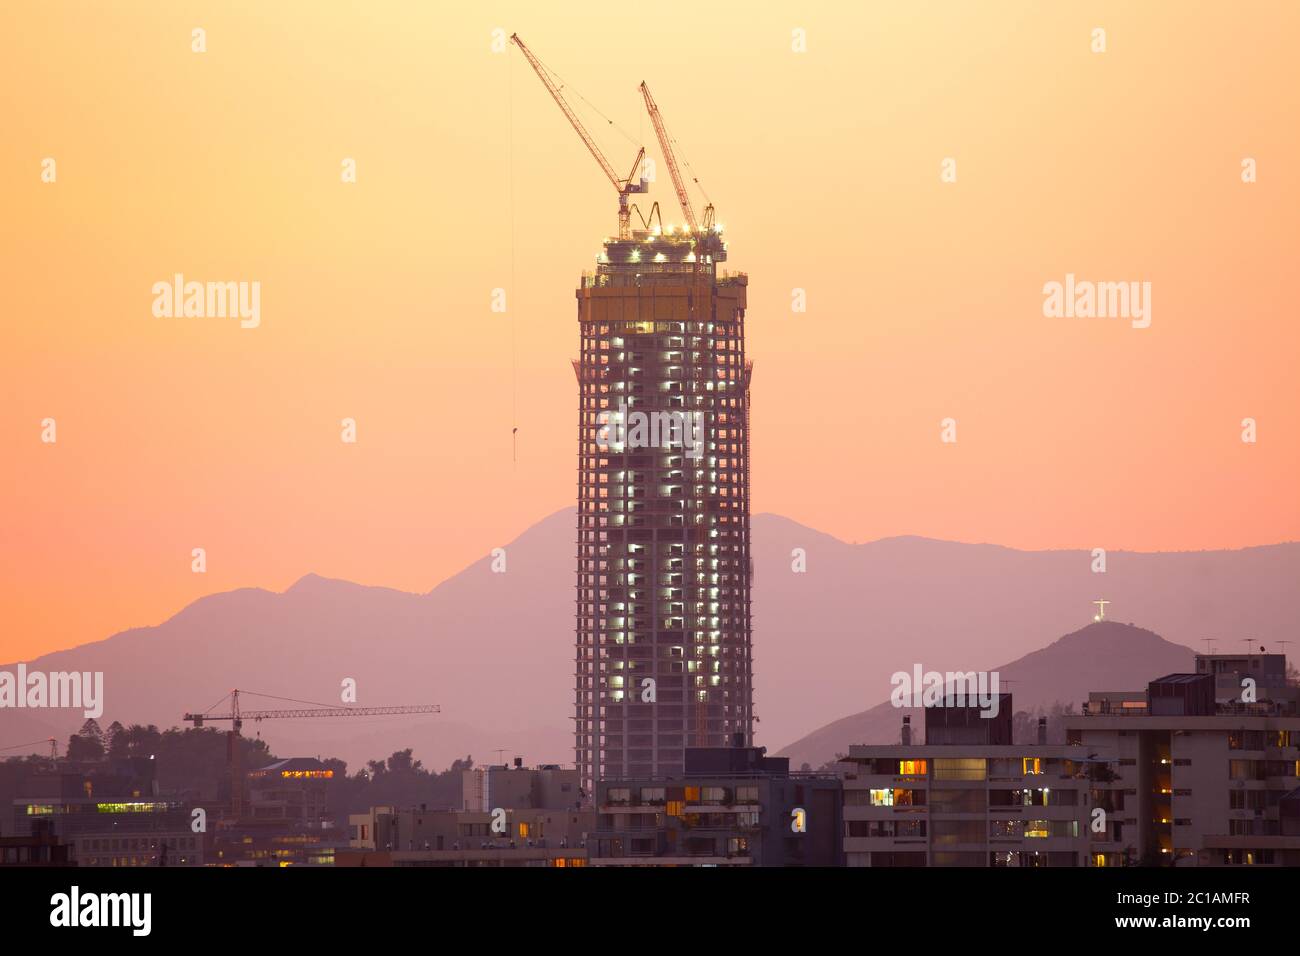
left=510, top=34, right=649, bottom=240
left=183, top=690, right=440, bottom=820
left=638, top=81, right=716, bottom=236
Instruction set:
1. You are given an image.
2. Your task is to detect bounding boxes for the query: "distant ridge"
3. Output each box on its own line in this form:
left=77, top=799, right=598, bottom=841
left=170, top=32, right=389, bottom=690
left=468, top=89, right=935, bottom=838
left=775, top=620, right=1195, bottom=769
left=4, top=508, right=1297, bottom=770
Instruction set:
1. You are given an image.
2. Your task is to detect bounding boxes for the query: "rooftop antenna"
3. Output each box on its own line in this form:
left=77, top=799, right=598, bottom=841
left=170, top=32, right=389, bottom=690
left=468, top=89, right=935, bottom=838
left=1202, top=639, right=1217, bottom=655
left=1092, top=599, right=1110, bottom=622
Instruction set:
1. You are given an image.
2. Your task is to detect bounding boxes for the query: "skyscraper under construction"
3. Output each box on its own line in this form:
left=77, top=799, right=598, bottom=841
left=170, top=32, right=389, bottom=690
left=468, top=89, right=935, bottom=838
left=573, top=225, right=753, bottom=791
left=508, top=36, right=754, bottom=794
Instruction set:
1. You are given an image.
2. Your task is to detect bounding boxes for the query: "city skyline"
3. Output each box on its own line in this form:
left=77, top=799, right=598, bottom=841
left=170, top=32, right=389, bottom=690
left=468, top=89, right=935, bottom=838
left=4, top=2, right=1299, bottom=938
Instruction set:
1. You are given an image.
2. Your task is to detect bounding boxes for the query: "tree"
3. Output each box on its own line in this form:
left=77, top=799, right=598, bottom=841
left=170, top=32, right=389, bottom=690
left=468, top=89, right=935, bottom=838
left=78, top=719, right=104, bottom=745
left=66, top=732, right=104, bottom=762
left=67, top=719, right=106, bottom=761
left=108, top=724, right=162, bottom=759
left=104, top=721, right=125, bottom=755
left=326, top=753, right=474, bottom=816
left=153, top=727, right=273, bottom=796
left=386, top=749, right=422, bottom=774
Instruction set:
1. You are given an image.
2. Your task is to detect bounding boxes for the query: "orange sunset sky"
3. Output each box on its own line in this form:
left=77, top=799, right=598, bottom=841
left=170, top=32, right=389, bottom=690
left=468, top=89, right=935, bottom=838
left=2, top=1, right=1298, bottom=661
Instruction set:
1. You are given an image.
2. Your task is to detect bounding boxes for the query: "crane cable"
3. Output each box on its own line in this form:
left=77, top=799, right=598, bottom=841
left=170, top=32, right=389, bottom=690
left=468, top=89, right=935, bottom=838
left=509, top=44, right=518, bottom=464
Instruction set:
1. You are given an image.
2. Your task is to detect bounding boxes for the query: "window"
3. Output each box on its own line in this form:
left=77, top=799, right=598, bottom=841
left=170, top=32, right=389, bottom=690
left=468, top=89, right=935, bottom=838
left=990, top=819, right=1021, bottom=839
left=869, top=789, right=894, bottom=807
left=898, top=759, right=928, bottom=776
left=931, top=819, right=984, bottom=846
left=1229, top=760, right=1263, bottom=781
left=1023, top=758, right=1042, bottom=775
left=927, top=788, right=979, bottom=812
left=934, top=758, right=986, bottom=781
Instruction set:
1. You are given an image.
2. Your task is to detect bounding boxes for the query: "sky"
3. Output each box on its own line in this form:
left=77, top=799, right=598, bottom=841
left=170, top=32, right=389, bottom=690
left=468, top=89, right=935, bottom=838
left=2, top=1, right=1297, bottom=661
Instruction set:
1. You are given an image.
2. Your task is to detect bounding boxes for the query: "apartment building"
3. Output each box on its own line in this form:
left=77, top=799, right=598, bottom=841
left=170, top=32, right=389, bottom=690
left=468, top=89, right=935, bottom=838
left=589, top=743, right=843, bottom=866
left=1066, top=655, right=1300, bottom=866
left=340, top=805, right=594, bottom=867
left=838, top=739, right=1115, bottom=867
left=838, top=653, right=1300, bottom=867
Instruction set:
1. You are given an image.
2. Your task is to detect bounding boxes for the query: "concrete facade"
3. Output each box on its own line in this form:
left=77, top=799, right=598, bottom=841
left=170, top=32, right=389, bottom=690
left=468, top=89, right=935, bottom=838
left=574, top=227, right=753, bottom=794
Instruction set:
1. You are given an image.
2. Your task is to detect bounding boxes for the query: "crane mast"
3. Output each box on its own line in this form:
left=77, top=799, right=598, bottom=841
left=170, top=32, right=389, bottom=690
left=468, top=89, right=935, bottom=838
left=510, top=34, right=648, bottom=240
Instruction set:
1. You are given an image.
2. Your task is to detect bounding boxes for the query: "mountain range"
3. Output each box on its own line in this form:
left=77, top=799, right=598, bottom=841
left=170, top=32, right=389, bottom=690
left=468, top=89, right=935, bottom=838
left=3, top=507, right=1297, bottom=770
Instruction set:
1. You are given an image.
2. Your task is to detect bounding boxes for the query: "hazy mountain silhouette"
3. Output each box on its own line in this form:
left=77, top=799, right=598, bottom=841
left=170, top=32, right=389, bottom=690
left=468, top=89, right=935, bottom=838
left=775, top=620, right=1195, bottom=769
left=3, top=508, right=1297, bottom=770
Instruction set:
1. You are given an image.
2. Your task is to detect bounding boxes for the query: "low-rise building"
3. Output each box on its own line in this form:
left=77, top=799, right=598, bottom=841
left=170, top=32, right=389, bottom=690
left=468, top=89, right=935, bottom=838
left=462, top=761, right=582, bottom=812
left=10, top=756, right=205, bottom=866
left=589, top=744, right=843, bottom=866
left=0, top=819, right=75, bottom=866
left=340, top=804, right=593, bottom=867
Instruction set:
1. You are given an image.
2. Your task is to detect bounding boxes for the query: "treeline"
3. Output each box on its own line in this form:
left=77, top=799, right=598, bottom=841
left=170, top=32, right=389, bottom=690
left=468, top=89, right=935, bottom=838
left=323, top=749, right=473, bottom=816
left=51, top=719, right=472, bottom=815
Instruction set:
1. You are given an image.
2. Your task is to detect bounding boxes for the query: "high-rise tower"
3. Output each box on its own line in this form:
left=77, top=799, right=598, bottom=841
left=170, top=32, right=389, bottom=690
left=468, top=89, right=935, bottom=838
left=573, top=226, right=753, bottom=793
